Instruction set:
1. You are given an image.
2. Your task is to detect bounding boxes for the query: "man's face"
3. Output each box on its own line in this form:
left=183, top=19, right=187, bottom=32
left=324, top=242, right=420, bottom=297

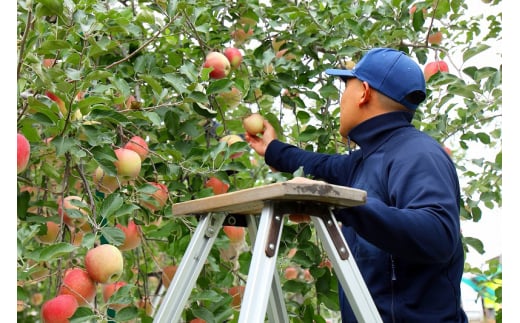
left=338, top=78, right=362, bottom=138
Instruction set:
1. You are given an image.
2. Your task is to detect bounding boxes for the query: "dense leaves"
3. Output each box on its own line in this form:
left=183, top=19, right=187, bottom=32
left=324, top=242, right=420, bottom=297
left=17, top=0, right=501, bottom=322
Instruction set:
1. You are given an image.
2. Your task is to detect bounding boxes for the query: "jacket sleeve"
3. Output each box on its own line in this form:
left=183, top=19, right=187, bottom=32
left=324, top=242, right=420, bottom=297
left=337, top=149, right=462, bottom=263
left=265, top=140, right=356, bottom=182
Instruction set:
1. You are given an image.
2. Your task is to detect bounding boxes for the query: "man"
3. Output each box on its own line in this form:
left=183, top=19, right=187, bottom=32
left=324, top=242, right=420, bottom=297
left=245, top=48, right=468, bottom=322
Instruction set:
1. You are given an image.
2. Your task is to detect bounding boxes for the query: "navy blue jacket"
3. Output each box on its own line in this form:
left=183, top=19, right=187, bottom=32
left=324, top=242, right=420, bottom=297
left=265, top=111, right=468, bottom=322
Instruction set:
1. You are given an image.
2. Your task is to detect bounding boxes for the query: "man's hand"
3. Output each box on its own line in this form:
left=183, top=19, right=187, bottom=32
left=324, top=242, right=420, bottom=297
left=244, top=119, right=277, bottom=157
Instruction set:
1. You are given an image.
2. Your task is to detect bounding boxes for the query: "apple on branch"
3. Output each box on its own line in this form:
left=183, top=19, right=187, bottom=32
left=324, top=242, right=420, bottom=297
left=124, top=135, right=149, bottom=161
left=205, top=176, right=230, bottom=195
left=102, top=281, right=129, bottom=311
left=17, top=133, right=30, bottom=174
left=116, top=219, right=142, bottom=251
left=139, top=181, right=169, bottom=212
left=58, top=268, right=97, bottom=306
left=161, top=264, right=178, bottom=289
left=93, top=166, right=119, bottom=194
left=219, top=134, right=245, bottom=159
left=58, top=195, right=89, bottom=228
left=36, top=221, right=61, bottom=244
left=223, top=47, right=243, bottom=69
left=114, top=148, right=142, bottom=181
left=41, top=294, right=79, bottom=323
left=242, top=113, right=265, bottom=136
left=227, top=285, right=245, bottom=309
left=203, top=51, right=231, bottom=79
left=85, top=244, right=124, bottom=284
left=423, top=60, right=449, bottom=81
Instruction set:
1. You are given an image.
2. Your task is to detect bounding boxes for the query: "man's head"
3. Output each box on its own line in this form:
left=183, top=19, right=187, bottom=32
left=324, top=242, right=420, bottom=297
left=326, top=48, right=426, bottom=110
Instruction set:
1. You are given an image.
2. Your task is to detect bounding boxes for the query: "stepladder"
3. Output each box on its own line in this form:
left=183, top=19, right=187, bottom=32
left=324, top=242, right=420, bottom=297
left=153, top=178, right=383, bottom=323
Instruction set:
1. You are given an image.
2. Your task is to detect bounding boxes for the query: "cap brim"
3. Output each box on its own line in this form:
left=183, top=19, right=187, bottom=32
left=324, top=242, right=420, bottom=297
left=325, top=68, right=355, bottom=78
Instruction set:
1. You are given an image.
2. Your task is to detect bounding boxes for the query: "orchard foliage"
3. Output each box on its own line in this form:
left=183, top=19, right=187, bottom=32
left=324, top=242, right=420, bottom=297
left=17, top=0, right=502, bottom=322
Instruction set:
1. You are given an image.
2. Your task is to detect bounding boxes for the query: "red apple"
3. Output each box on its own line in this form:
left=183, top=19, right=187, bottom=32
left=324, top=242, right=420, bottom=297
left=161, top=264, right=178, bottom=289
left=242, top=113, right=265, bottom=135
left=41, top=294, right=79, bottom=323
left=36, top=221, right=61, bottom=244
left=43, top=58, right=56, bottom=68
left=231, top=28, right=254, bottom=45
left=428, top=31, right=443, bottom=45
left=222, top=226, right=245, bottom=243
left=102, top=281, right=129, bottom=310
left=85, top=244, right=124, bottom=283
left=219, top=134, right=245, bottom=159
left=205, top=177, right=230, bottom=195
left=114, top=148, right=142, bottom=180
left=58, top=268, right=97, bottom=305
left=227, top=285, right=245, bottom=308
left=140, top=181, right=169, bottom=212
left=93, top=166, right=119, bottom=194
left=288, top=213, right=311, bottom=223
left=284, top=266, right=298, bottom=280
left=223, top=47, right=243, bottom=69
left=116, top=220, right=142, bottom=251
left=423, top=60, right=449, bottom=81
left=45, top=90, right=67, bottom=116
left=287, top=247, right=297, bottom=259
left=203, top=52, right=231, bottom=79
left=17, top=133, right=30, bottom=174
left=124, top=136, right=149, bottom=161
left=190, top=319, right=207, bottom=323
left=58, top=195, right=89, bottom=228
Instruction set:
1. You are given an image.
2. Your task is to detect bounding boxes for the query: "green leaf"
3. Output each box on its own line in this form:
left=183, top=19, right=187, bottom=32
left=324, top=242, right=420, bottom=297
left=32, top=243, right=78, bottom=262
left=100, top=194, right=125, bottom=219
left=101, top=226, right=126, bottom=246
left=463, top=44, right=491, bottom=63
left=192, top=102, right=217, bottom=118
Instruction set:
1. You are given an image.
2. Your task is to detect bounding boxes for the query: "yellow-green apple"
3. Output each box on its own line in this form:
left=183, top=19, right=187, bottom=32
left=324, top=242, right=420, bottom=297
left=41, top=294, right=79, bottom=323
left=242, top=113, right=265, bottom=135
left=58, top=268, right=97, bottom=305
left=58, top=195, right=89, bottom=228
left=203, top=52, right=231, bottom=79
left=17, top=133, right=30, bottom=174
left=116, top=220, right=142, bottom=251
left=227, top=285, right=245, bottom=308
left=222, top=226, right=245, bottom=244
left=204, top=177, right=230, bottom=195
left=85, top=244, right=124, bottom=283
left=219, top=134, right=245, bottom=159
left=114, top=148, right=142, bottom=180
left=124, top=136, right=149, bottom=161
left=102, top=281, right=129, bottom=311
left=223, top=47, right=243, bottom=69
left=423, top=60, right=449, bottom=81
left=216, top=86, right=242, bottom=108
left=427, top=31, right=443, bottom=45
left=36, top=221, right=61, bottom=244
left=139, top=181, right=169, bottom=212
left=93, top=166, right=119, bottom=194
left=161, top=264, right=178, bottom=289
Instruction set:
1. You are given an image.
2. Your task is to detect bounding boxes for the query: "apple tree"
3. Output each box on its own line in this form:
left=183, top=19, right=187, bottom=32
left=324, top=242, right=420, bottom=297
left=17, top=0, right=502, bottom=322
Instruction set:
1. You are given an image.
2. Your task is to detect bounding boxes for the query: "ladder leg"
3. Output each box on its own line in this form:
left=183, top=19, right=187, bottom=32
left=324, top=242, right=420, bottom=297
left=153, top=213, right=226, bottom=323
left=246, top=215, right=289, bottom=323
left=311, top=209, right=383, bottom=323
left=239, top=201, right=284, bottom=323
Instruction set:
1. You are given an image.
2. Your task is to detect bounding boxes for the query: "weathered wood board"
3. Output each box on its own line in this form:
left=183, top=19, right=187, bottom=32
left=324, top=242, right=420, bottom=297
left=172, top=179, right=367, bottom=216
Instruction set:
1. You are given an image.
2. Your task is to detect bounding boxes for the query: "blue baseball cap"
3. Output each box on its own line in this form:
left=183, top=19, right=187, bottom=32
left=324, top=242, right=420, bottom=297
left=325, top=48, right=426, bottom=110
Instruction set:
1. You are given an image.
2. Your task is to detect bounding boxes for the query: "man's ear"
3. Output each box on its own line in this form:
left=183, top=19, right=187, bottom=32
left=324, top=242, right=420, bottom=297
left=359, top=81, right=371, bottom=105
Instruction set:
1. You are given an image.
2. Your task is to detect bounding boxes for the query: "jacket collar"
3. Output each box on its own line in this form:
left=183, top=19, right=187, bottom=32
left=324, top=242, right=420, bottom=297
left=348, top=111, right=415, bottom=158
